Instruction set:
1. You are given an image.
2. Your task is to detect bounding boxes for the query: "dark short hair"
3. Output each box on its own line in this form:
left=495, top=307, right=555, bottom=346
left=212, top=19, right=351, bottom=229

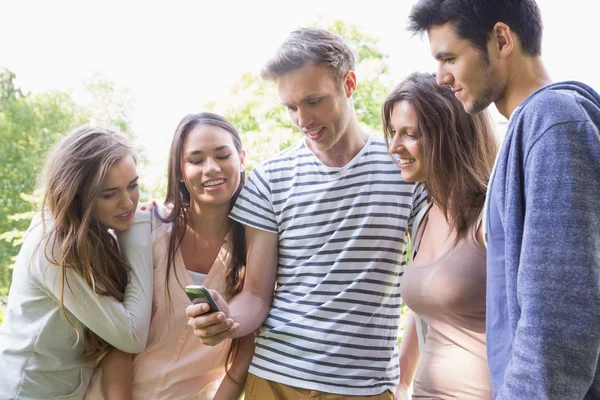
left=408, top=0, right=543, bottom=56
left=261, top=27, right=355, bottom=81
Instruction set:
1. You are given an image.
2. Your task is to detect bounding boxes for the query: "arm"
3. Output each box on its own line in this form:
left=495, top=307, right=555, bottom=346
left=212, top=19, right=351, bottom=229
left=187, top=225, right=278, bottom=345
left=35, top=208, right=153, bottom=353
left=408, top=182, right=428, bottom=230
left=396, top=310, right=420, bottom=400
left=213, top=334, right=255, bottom=400
left=98, top=350, right=133, bottom=400
left=497, top=123, right=600, bottom=399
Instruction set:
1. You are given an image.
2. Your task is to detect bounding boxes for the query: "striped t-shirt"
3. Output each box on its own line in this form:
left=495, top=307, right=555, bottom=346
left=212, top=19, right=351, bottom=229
left=230, top=134, right=427, bottom=395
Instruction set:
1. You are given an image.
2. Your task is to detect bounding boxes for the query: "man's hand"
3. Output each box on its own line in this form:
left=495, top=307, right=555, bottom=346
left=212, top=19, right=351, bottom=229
left=186, top=289, right=239, bottom=346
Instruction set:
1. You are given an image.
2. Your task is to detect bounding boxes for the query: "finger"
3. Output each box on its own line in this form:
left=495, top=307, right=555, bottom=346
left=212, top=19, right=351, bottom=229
left=188, top=314, right=234, bottom=335
left=208, top=289, right=229, bottom=313
left=186, top=303, right=212, bottom=318
left=193, top=322, right=240, bottom=346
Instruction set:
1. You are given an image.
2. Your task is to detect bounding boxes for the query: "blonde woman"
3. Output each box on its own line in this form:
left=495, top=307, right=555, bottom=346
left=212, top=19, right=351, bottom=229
left=0, top=127, right=152, bottom=399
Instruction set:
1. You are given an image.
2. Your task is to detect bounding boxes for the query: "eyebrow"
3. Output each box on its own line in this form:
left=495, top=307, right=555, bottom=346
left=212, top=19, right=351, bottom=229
left=434, top=51, right=454, bottom=60
left=185, top=145, right=231, bottom=156
left=394, top=125, right=417, bottom=133
left=101, top=176, right=139, bottom=193
left=281, top=93, right=321, bottom=107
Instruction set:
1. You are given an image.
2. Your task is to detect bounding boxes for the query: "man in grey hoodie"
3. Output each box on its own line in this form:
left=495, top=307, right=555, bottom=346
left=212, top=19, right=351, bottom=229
left=408, top=1, right=600, bottom=399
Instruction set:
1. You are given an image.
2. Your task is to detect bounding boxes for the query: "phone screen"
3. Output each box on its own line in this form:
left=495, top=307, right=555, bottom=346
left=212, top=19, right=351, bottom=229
left=185, top=285, right=221, bottom=313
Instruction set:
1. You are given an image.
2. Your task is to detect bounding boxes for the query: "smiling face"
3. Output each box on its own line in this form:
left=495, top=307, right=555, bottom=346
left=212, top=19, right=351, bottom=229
left=429, top=22, right=502, bottom=114
left=94, top=154, right=139, bottom=231
left=387, top=100, right=425, bottom=183
left=277, top=63, right=354, bottom=156
left=181, top=123, right=245, bottom=209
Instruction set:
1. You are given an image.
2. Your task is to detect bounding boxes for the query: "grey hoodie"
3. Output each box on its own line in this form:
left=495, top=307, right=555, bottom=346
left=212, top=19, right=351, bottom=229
left=486, top=81, right=600, bottom=399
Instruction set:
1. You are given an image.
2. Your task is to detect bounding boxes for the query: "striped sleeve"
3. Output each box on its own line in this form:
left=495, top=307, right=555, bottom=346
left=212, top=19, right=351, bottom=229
left=230, top=165, right=278, bottom=233
left=408, top=181, right=428, bottom=228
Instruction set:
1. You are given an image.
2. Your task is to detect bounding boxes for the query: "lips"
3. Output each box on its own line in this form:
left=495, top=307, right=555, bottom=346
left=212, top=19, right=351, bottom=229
left=305, top=127, right=325, bottom=141
left=202, top=178, right=226, bottom=187
left=114, top=210, right=133, bottom=221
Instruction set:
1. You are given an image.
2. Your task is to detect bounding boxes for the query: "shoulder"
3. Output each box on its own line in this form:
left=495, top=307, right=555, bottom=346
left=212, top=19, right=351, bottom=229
left=517, top=82, right=600, bottom=134
left=246, top=140, right=309, bottom=186
left=368, top=133, right=388, bottom=148
left=17, top=214, right=58, bottom=276
left=150, top=204, right=174, bottom=242
left=259, top=141, right=306, bottom=172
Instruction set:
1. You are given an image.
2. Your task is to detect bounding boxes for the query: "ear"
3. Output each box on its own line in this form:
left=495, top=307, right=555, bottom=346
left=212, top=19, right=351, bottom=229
left=491, top=22, right=515, bottom=59
left=239, top=149, right=246, bottom=170
left=343, top=70, right=357, bottom=98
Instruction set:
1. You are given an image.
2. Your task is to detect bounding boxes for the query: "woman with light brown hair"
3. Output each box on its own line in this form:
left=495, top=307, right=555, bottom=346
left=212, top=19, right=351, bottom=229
left=382, top=72, right=498, bottom=399
left=0, top=126, right=152, bottom=399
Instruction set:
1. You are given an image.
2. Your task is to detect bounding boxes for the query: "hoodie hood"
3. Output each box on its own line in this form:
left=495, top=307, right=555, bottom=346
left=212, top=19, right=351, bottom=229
left=526, top=80, right=600, bottom=110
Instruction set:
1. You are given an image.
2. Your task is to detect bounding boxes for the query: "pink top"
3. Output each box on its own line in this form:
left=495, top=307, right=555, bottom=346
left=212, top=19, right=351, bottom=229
left=86, top=205, right=233, bottom=399
left=402, top=209, right=492, bottom=400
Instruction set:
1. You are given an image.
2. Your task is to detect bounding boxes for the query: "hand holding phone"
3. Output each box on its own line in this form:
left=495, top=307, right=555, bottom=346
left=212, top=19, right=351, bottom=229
left=185, top=285, right=221, bottom=314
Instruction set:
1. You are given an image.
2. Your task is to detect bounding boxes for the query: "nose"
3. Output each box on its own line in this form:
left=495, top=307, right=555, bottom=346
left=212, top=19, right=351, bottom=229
left=388, top=132, right=403, bottom=155
left=203, top=157, right=221, bottom=174
left=436, top=64, right=452, bottom=87
left=118, top=191, right=134, bottom=209
left=297, top=107, right=313, bottom=129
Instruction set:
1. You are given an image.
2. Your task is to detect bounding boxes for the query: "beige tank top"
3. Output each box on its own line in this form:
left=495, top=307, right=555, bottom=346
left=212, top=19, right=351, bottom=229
left=402, top=208, right=492, bottom=400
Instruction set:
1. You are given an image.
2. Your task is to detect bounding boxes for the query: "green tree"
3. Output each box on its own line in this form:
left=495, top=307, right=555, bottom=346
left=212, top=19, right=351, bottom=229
left=207, top=19, right=392, bottom=171
left=0, top=69, right=85, bottom=296
left=0, top=68, right=135, bottom=298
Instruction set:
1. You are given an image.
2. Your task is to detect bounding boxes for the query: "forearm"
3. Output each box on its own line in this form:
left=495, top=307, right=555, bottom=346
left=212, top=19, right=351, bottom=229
left=37, top=209, right=153, bottom=353
left=100, top=350, right=133, bottom=400
left=229, top=290, right=271, bottom=338
left=214, top=334, right=255, bottom=400
left=113, top=209, right=153, bottom=352
left=398, top=310, right=420, bottom=389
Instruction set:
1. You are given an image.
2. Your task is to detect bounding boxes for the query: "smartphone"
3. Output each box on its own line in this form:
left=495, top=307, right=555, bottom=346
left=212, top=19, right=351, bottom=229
left=185, top=285, right=221, bottom=313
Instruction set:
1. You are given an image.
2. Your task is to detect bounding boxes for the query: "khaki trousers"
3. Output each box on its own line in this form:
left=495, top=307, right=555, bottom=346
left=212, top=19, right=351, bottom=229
left=244, top=373, right=394, bottom=400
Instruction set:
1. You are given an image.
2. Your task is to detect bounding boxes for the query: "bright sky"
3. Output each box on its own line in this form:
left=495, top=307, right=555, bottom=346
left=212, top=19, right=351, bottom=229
left=2, top=0, right=599, bottom=185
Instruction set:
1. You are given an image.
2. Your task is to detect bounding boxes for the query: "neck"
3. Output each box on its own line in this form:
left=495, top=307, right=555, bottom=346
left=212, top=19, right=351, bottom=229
left=494, top=56, right=552, bottom=119
left=309, top=114, right=369, bottom=168
left=187, top=201, right=231, bottom=240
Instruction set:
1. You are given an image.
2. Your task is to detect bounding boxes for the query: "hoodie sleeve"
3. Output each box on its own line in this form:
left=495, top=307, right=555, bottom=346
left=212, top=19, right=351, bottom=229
left=497, top=120, right=600, bottom=399
left=33, top=208, right=153, bottom=354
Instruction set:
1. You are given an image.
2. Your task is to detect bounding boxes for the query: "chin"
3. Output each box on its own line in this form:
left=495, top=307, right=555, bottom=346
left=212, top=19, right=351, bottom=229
left=400, top=173, right=417, bottom=183
left=110, top=221, right=134, bottom=232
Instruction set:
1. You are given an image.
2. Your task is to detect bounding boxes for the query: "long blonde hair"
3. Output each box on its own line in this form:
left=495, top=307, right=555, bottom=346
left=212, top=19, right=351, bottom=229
left=40, top=126, right=135, bottom=364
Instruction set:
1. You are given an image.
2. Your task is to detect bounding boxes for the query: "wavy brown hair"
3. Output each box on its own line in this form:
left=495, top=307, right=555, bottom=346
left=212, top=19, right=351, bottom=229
left=40, top=126, right=135, bottom=364
left=382, top=72, right=497, bottom=241
left=158, top=112, right=246, bottom=380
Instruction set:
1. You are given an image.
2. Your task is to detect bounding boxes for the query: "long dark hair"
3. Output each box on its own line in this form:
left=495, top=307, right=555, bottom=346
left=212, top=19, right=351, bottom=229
left=382, top=72, right=497, bottom=242
left=159, top=112, right=246, bottom=378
